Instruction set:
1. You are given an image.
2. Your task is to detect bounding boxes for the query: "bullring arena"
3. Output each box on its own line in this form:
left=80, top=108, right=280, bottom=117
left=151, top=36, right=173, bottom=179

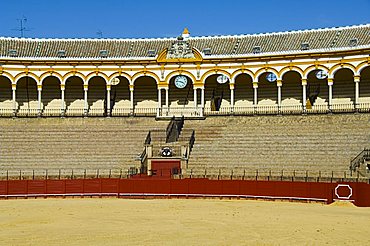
left=1, top=24, right=370, bottom=244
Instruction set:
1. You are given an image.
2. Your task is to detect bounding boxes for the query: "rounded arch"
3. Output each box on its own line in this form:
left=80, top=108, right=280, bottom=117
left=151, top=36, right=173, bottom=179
left=86, top=72, right=109, bottom=84
left=108, top=71, right=132, bottom=84
left=40, top=72, right=63, bottom=85
left=329, top=63, right=356, bottom=77
left=200, top=69, right=231, bottom=83
left=254, top=67, right=279, bottom=81
left=132, top=71, right=160, bottom=85
left=14, top=72, right=39, bottom=84
left=279, top=66, right=304, bottom=78
left=303, top=65, right=329, bottom=79
left=230, top=69, right=254, bottom=82
left=356, top=62, right=370, bottom=74
left=63, top=71, right=86, bottom=84
left=0, top=71, right=15, bottom=82
left=165, top=70, right=197, bottom=85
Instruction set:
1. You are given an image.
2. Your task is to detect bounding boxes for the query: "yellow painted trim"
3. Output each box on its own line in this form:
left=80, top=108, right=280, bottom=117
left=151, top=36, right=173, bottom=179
left=63, top=71, right=86, bottom=82
left=108, top=71, right=132, bottom=82
left=329, top=63, right=356, bottom=76
left=14, top=72, right=39, bottom=83
left=279, top=66, right=304, bottom=78
left=157, top=47, right=203, bottom=63
left=231, top=68, right=254, bottom=81
left=85, top=71, right=109, bottom=83
left=165, top=70, right=197, bottom=84
left=254, top=67, right=279, bottom=81
left=200, top=69, right=231, bottom=82
left=0, top=71, right=15, bottom=82
left=303, top=64, right=329, bottom=78
left=39, top=71, right=63, bottom=84
left=356, top=61, right=370, bottom=74
left=132, top=71, right=160, bottom=83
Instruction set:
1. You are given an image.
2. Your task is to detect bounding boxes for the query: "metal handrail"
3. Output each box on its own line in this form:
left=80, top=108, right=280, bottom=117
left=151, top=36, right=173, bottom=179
left=350, top=148, right=370, bottom=171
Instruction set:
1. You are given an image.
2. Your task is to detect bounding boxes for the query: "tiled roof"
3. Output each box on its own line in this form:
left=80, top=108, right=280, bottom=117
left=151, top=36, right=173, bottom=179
left=0, top=24, right=369, bottom=59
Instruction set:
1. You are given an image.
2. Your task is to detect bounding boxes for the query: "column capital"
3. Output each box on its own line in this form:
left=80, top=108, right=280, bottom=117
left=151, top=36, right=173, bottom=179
left=129, top=84, right=134, bottom=91
left=60, top=84, right=65, bottom=91
left=327, top=78, right=334, bottom=86
left=106, top=84, right=111, bottom=90
left=277, top=80, right=282, bottom=87
left=83, top=84, right=88, bottom=91
left=253, top=82, right=258, bottom=88
left=12, top=84, right=16, bottom=90
left=37, top=84, right=42, bottom=91
left=301, top=78, right=307, bottom=86
left=354, top=75, right=360, bottom=82
left=229, top=83, right=235, bottom=90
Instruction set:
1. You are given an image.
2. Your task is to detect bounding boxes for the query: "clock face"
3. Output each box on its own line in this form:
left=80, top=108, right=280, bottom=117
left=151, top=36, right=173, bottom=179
left=216, top=75, right=229, bottom=84
left=174, top=75, right=188, bottom=89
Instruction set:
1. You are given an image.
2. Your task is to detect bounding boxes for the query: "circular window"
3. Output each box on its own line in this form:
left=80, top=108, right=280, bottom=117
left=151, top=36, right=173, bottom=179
left=315, top=70, right=328, bottom=80
left=174, top=75, right=188, bottom=89
left=216, top=75, right=229, bottom=84
left=110, top=77, right=120, bottom=85
left=266, top=72, right=277, bottom=82
left=161, top=147, right=173, bottom=157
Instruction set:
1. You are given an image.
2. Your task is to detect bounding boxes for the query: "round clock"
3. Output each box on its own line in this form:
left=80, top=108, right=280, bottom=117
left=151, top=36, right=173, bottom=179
left=174, top=75, right=188, bottom=89
left=315, top=70, right=328, bottom=80
left=216, top=75, right=229, bottom=84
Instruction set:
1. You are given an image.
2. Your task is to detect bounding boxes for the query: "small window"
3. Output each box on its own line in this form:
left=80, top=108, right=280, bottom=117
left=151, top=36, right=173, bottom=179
left=57, top=50, right=66, bottom=58
left=8, top=49, right=18, bottom=57
left=266, top=72, right=277, bottom=82
left=147, top=49, right=156, bottom=57
left=252, top=46, right=261, bottom=54
left=202, top=48, right=211, bottom=55
left=349, top=38, right=358, bottom=47
left=301, top=42, right=309, bottom=50
left=99, top=50, right=108, bottom=58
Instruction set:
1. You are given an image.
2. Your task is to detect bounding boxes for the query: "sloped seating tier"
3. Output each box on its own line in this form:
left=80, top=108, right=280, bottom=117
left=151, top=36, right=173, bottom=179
left=184, top=114, right=370, bottom=173
left=0, top=118, right=167, bottom=171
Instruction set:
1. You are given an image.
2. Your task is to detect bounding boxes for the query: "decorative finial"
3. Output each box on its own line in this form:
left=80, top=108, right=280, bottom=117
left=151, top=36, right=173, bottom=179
left=182, top=28, right=190, bottom=38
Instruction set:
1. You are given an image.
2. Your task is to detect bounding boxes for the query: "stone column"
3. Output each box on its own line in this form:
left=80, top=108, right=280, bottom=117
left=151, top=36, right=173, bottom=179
left=157, top=88, right=162, bottom=117
left=84, top=84, right=88, bottom=116
left=37, top=84, right=42, bottom=116
left=107, top=84, right=111, bottom=117
left=61, top=84, right=65, bottom=116
left=193, top=88, right=197, bottom=108
left=253, top=82, right=258, bottom=114
left=302, top=78, right=307, bottom=113
left=354, top=75, right=360, bottom=109
left=12, top=84, right=16, bottom=115
left=200, top=87, right=205, bottom=117
left=328, top=78, right=333, bottom=111
left=130, top=85, right=134, bottom=115
left=230, top=83, right=234, bottom=113
left=165, top=87, right=169, bottom=108
left=277, top=80, right=282, bottom=113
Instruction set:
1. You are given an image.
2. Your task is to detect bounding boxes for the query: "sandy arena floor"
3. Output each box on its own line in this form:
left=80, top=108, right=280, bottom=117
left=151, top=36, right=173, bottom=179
left=0, top=198, right=369, bottom=245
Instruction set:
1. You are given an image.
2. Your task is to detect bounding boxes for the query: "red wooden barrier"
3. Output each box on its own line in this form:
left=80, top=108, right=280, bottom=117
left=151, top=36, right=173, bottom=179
left=0, top=178, right=369, bottom=207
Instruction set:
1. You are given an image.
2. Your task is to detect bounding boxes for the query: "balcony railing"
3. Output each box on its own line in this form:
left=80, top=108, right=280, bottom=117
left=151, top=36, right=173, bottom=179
left=1, top=103, right=369, bottom=118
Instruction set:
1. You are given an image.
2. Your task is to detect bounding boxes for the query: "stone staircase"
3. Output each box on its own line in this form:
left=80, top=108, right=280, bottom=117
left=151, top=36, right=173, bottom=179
left=185, top=114, right=370, bottom=175
left=0, top=118, right=167, bottom=171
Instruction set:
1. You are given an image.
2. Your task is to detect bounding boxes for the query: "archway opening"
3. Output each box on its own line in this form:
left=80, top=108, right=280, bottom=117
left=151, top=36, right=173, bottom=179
left=307, top=69, right=328, bottom=106
left=169, top=75, right=194, bottom=108
left=65, top=76, right=84, bottom=115
left=359, top=66, right=370, bottom=104
left=111, top=76, right=130, bottom=115
left=134, top=76, right=157, bottom=113
left=16, top=76, right=38, bottom=115
left=257, top=72, right=277, bottom=105
left=204, top=74, right=230, bottom=111
left=42, top=76, right=61, bottom=114
left=0, top=76, right=12, bottom=114
left=281, top=71, right=302, bottom=106
left=333, top=68, right=354, bottom=105
left=234, top=73, right=253, bottom=108
left=88, top=76, right=106, bottom=115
